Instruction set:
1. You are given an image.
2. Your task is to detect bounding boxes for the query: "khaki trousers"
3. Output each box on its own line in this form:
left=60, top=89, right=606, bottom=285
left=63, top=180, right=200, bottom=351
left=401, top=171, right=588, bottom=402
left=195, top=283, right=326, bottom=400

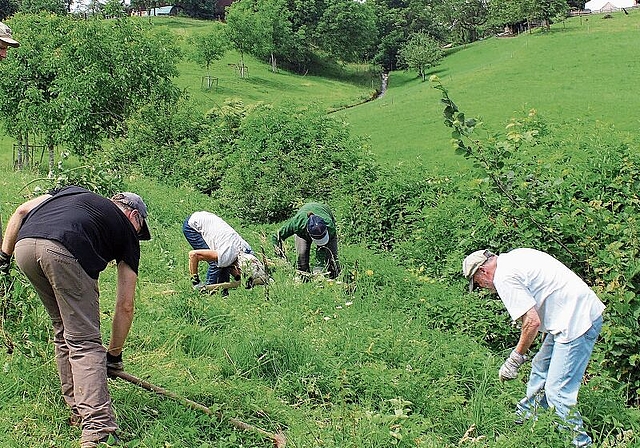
left=15, top=238, right=117, bottom=443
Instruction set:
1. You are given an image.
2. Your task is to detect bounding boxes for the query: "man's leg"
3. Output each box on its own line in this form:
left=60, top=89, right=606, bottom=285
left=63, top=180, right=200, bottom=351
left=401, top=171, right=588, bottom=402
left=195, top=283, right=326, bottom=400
left=516, top=333, right=553, bottom=420
left=15, top=239, right=77, bottom=418
left=544, top=317, right=602, bottom=447
left=294, top=235, right=311, bottom=273
left=182, top=218, right=217, bottom=283
left=17, top=239, right=117, bottom=444
left=319, top=236, right=340, bottom=279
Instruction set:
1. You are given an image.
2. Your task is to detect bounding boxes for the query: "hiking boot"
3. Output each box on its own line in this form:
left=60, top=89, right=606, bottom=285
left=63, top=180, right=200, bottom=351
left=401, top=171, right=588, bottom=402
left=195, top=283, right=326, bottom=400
left=193, top=282, right=206, bottom=292
left=80, top=433, right=120, bottom=447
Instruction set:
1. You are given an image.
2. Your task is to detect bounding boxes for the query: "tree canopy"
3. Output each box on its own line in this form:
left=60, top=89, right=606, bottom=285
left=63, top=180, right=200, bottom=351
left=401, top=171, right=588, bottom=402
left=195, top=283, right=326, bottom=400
left=0, top=14, right=182, bottom=163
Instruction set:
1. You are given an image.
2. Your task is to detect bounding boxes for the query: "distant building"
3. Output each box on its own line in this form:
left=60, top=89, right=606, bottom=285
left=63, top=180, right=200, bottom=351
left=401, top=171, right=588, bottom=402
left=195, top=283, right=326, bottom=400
left=131, top=5, right=183, bottom=16
left=585, top=0, right=637, bottom=12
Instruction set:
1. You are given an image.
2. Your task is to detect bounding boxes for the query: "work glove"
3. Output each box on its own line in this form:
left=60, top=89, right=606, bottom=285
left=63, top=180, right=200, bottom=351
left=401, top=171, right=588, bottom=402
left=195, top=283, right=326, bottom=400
left=106, top=352, right=124, bottom=377
left=190, top=273, right=201, bottom=286
left=499, top=349, right=526, bottom=381
left=272, top=236, right=286, bottom=259
left=0, top=251, right=11, bottom=276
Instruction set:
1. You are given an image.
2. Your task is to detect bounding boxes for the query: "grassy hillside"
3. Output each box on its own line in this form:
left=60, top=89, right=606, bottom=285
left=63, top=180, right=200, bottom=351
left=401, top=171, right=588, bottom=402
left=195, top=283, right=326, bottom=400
left=2, top=11, right=640, bottom=448
left=149, top=17, right=377, bottom=113
left=337, top=10, right=640, bottom=168
left=146, top=11, right=640, bottom=170
left=2, top=171, right=638, bottom=448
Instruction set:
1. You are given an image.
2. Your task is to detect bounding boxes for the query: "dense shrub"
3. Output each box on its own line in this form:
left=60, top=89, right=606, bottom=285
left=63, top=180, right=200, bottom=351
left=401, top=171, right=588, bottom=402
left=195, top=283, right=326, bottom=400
left=106, top=99, right=377, bottom=224
left=433, top=77, right=640, bottom=403
left=214, top=102, right=378, bottom=223
left=105, top=96, right=222, bottom=189
left=338, top=165, right=490, bottom=279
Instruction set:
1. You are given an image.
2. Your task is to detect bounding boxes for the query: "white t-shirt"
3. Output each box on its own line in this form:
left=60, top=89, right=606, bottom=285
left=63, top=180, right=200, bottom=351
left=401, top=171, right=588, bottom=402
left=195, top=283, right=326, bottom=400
left=187, top=212, right=252, bottom=267
left=494, top=248, right=605, bottom=343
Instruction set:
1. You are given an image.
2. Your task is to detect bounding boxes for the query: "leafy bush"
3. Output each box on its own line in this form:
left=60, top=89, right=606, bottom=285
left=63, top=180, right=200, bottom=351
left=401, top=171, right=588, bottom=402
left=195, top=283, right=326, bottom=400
left=215, top=102, right=378, bottom=223
left=432, top=76, right=640, bottom=404
left=338, top=165, right=489, bottom=279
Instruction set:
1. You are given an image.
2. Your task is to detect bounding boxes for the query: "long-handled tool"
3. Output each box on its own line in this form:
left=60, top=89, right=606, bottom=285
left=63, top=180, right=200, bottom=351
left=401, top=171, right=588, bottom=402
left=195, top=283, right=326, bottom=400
left=110, top=370, right=286, bottom=447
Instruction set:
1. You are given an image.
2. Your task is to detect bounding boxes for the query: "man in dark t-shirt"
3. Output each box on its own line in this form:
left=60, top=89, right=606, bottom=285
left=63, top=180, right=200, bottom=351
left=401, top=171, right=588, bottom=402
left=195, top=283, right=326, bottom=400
left=0, top=186, right=150, bottom=448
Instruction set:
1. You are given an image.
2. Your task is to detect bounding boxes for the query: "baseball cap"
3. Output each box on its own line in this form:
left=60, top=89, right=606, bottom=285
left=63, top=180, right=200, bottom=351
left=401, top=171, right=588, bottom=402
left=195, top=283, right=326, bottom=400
left=462, top=249, right=494, bottom=292
left=307, top=215, right=329, bottom=246
left=111, top=192, right=151, bottom=240
left=0, top=22, right=20, bottom=47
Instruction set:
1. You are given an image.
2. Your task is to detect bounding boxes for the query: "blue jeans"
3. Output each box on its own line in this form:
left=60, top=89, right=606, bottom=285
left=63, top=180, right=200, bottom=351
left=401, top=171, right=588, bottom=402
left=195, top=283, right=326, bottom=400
left=516, top=316, right=603, bottom=447
left=182, top=216, right=229, bottom=285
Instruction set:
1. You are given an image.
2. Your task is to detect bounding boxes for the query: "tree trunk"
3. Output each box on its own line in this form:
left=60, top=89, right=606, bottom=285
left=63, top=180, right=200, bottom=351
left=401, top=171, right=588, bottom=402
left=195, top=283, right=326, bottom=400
left=270, top=53, right=277, bottom=73
left=48, top=142, right=55, bottom=177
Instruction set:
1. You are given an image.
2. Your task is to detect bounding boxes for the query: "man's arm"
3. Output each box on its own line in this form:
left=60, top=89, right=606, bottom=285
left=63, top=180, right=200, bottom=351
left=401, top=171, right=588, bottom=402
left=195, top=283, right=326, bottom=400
left=189, top=249, right=219, bottom=274
left=1, top=194, right=52, bottom=255
left=515, top=306, right=541, bottom=355
left=107, top=261, right=137, bottom=357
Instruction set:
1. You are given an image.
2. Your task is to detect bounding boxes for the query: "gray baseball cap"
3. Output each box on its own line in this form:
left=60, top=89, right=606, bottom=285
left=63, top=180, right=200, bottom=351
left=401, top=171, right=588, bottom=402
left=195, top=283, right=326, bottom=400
left=462, top=249, right=494, bottom=292
left=0, top=22, right=20, bottom=47
left=111, top=192, right=151, bottom=240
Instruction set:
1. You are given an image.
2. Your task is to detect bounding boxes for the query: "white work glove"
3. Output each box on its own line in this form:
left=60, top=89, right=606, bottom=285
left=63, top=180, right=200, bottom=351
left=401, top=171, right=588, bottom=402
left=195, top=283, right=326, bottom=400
left=499, top=349, right=526, bottom=381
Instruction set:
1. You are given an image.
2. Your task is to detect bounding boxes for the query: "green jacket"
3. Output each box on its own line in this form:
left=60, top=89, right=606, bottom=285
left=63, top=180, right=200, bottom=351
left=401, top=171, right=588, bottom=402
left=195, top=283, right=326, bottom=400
left=272, top=202, right=337, bottom=245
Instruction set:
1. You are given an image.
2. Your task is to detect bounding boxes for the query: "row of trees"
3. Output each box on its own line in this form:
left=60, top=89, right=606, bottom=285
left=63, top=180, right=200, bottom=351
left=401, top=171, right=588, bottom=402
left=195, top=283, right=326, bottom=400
left=2, top=0, right=581, bottom=73
left=0, top=14, right=181, bottom=171
left=216, top=0, right=577, bottom=73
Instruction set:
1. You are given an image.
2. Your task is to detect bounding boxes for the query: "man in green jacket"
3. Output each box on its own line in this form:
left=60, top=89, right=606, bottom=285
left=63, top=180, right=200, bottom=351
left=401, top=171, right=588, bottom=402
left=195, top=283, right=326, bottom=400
left=272, top=202, right=340, bottom=279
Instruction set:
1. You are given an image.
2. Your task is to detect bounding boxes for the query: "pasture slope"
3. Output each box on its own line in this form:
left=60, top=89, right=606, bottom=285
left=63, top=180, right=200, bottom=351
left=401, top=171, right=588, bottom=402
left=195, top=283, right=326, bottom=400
left=1, top=10, right=640, bottom=448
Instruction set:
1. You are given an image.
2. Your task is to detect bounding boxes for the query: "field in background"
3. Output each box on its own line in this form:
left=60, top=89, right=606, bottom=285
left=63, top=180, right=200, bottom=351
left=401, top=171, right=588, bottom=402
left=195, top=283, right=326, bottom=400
left=340, top=9, right=640, bottom=167
left=151, top=17, right=377, bottom=113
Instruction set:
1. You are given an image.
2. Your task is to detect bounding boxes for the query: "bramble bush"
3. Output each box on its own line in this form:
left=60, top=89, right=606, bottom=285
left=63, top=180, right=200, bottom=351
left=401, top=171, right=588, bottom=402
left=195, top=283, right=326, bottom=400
left=106, top=98, right=378, bottom=224
left=215, top=102, right=378, bottom=223
left=431, top=76, right=640, bottom=404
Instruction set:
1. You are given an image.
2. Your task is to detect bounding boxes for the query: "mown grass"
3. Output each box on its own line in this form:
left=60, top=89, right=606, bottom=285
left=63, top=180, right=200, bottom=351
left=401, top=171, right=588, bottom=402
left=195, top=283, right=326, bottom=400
left=338, top=9, right=640, bottom=167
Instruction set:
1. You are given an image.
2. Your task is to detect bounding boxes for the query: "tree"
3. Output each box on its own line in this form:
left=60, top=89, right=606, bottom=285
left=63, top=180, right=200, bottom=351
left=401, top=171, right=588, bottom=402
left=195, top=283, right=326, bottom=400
left=188, top=21, right=229, bottom=84
left=398, top=31, right=443, bottom=81
left=19, top=0, right=66, bottom=14
left=252, top=0, right=296, bottom=72
left=434, top=0, right=489, bottom=44
left=103, top=0, right=127, bottom=17
left=225, top=0, right=266, bottom=78
left=0, top=13, right=73, bottom=172
left=487, top=0, right=526, bottom=34
left=180, top=0, right=217, bottom=19
left=315, top=0, right=377, bottom=63
left=0, top=14, right=182, bottom=168
left=522, top=0, right=569, bottom=30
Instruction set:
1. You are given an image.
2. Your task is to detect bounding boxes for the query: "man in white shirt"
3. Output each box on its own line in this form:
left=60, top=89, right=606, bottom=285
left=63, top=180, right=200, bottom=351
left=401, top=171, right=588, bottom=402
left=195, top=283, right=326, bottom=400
left=183, top=212, right=266, bottom=292
left=463, top=248, right=605, bottom=447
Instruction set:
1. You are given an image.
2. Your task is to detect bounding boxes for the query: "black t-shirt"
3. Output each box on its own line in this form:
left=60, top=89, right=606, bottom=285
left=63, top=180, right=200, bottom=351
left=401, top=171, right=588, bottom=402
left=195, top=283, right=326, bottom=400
left=17, top=186, right=140, bottom=279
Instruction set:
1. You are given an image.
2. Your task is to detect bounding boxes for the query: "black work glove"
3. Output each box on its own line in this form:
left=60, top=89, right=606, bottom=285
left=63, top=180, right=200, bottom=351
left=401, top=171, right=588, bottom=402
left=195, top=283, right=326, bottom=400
left=0, top=251, right=11, bottom=276
left=106, top=352, right=124, bottom=377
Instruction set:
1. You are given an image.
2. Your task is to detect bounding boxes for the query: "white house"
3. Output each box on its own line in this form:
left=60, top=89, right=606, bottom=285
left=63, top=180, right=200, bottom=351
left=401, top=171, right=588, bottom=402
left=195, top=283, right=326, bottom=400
left=585, top=0, right=637, bottom=12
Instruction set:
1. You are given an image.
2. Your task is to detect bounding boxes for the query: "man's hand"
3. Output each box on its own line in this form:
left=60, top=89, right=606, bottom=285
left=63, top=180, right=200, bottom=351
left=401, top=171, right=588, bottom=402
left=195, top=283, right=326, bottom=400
left=106, top=352, right=124, bottom=377
left=0, top=251, right=11, bottom=276
left=274, top=241, right=286, bottom=259
left=499, top=349, right=526, bottom=381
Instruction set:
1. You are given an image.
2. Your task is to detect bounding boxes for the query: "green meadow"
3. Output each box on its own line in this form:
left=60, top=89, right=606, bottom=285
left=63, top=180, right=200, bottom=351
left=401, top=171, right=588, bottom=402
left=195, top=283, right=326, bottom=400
left=1, top=10, right=640, bottom=448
